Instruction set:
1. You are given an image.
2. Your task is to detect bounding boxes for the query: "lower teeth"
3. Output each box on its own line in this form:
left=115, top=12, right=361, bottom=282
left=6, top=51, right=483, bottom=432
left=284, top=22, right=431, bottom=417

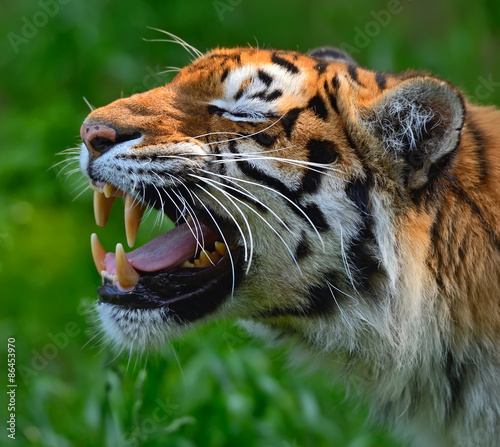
left=181, top=247, right=223, bottom=268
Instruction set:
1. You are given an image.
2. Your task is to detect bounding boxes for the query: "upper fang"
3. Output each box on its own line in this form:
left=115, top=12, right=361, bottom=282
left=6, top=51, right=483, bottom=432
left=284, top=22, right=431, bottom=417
left=94, top=191, right=115, bottom=227
left=125, top=194, right=147, bottom=247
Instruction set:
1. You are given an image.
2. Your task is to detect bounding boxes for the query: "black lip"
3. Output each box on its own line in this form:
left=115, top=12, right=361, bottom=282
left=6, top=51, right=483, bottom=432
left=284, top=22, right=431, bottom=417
left=98, top=249, right=242, bottom=323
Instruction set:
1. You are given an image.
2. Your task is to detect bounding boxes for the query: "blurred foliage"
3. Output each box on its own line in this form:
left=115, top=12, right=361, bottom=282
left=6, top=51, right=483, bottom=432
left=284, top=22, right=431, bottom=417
left=0, top=0, right=499, bottom=445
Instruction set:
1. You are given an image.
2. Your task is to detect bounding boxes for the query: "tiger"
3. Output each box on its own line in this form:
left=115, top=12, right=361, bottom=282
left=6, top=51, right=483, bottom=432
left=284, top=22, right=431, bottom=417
left=77, top=42, right=500, bottom=446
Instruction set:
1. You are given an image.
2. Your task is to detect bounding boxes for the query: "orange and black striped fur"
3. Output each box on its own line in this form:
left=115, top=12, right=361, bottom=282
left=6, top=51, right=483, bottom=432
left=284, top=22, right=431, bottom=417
left=78, top=45, right=500, bottom=446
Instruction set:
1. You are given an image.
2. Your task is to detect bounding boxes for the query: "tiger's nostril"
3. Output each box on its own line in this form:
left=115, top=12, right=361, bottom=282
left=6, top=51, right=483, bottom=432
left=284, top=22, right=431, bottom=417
left=80, top=123, right=142, bottom=155
left=80, top=123, right=117, bottom=154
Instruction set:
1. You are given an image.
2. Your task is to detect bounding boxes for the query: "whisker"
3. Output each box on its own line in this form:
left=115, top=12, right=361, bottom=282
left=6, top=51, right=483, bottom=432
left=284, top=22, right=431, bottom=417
left=326, top=281, right=354, bottom=333
left=189, top=189, right=237, bottom=299
left=198, top=169, right=293, bottom=234
left=151, top=172, right=206, bottom=255
left=72, top=184, right=91, bottom=202
left=200, top=114, right=285, bottom=147
left=204, top=172, right=325, bottom=250
left=145, top=27, right=204, bottom=59
left=170, top=186, right=206, bottom=256
left=83, top=96, right=95, bottom=111
left=197, top=176, right=301, bottom=273
left=194, top=178, right=255, bottom=270
left=338, top=225, right=360, bottom=297
left=194, top=183, right=250, bottom=264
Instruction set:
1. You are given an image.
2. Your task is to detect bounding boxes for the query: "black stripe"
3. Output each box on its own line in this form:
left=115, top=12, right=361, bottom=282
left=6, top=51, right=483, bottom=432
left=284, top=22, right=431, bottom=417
left=238, top=160, right=296, bottom=199
left=220, top=69, right=229, bottom=83
left=251, top=133, right=277, bottom=147
left=307, top=95, right=329, bottom=121
left=299, top=203, right=329, bottom=231
left=213, top=144, right=226, bottom=176
left=207, top=104, right=225, bottom=116
left=468, top=120, right=488, bottom=181
left=347, top=64, right=359, bottom=84
left=375, top=72, right=387, bottom=90
left=234, top=85, right=247, bottom=101
left=313, top=60, right=329, bottom=74
left=327, top=92, right=339, bottom=114
left=264, top=89, right=282, bottom=101
left=295, top=231, right=310, bottom=260
left=445, top=349, right=467, bottom=421
left=331, top=74, right=340, bottom=90
left=323, top=79, right=339, bottom=114
left=281, top=107, right=303, bottom=138
left=271, top=53, right=299, bottom=74
left=348, top=224, right=380, bottom=291
left=234, top=140, right=330, bottom=233
left=251, top=89, right=283, bottom=102
left=345, top=177, right=370, bottom=215
left=219, top=180, right=268, bottom=213
left=238, top=157, right=330, bottom=233
left=257, top=69, right=273, bottom=87
left=345, top=173, right=382, bottom=290
left=228, top=139, right=237, bottom=153
left=449, top=184, right=500, bottom=251
left=308, top=139, right=339, bottom=165
left=301, top=139, right=339, bottom=193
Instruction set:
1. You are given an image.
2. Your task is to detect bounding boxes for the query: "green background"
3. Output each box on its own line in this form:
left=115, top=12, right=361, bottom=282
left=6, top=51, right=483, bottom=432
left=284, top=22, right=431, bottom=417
left=1, top=0, right=499, bottom=445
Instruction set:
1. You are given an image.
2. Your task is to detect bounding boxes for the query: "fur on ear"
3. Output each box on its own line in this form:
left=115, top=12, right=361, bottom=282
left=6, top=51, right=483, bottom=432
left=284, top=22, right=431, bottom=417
left=308, top=46, right=357, bottom=65
left=362, top=77, right=465, bottom=192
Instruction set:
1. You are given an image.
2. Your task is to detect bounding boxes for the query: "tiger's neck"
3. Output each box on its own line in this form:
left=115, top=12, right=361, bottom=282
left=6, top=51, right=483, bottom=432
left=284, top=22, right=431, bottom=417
left=427, top=103, right=500, bottom=341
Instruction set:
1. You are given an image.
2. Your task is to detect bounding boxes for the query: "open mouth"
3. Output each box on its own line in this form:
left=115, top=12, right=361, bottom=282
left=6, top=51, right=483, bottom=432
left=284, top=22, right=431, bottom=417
left=89, top=181, right=240, bottom=323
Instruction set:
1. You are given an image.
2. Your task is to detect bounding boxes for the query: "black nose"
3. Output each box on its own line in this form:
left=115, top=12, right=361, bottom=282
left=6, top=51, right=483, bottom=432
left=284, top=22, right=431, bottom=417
left=80, top=123, right=141, bottom=155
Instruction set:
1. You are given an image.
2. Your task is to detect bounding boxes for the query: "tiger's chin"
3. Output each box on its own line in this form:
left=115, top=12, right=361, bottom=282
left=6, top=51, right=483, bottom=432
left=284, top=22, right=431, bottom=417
left=88, top=180, right=244, bottom=350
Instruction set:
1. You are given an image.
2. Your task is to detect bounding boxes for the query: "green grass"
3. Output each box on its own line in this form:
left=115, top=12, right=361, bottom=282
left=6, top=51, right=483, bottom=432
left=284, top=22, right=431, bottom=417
left=1, top=0, right=499, bottom=445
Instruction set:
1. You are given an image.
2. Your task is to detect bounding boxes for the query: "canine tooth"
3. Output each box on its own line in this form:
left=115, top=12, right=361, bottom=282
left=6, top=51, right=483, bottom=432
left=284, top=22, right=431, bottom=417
left=103, top=183, right=114, bottom=198
left=193, top=259, right=201, bottom=267
left=124, top=194, right=146, bottom=247
left=94, top=191, right=115, bottom=227
left=214, top=241, right=227, bottom=256
left=181, top=260, right=194, bottom=268
left=90, top=233, right=106, bottom=275
left=115, top=243, right=139, bottom=288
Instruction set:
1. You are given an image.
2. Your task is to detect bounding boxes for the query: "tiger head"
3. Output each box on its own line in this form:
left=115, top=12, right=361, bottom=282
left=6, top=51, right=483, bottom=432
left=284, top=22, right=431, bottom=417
left=79, top=46, right=467, bottom=352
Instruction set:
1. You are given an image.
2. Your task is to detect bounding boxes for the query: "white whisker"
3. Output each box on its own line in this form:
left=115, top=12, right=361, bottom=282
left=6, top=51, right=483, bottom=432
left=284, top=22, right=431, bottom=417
left=194, top=183, right=250, bottom=265
left=83, top=96, right=95, bottom=111
left=145, top=28, right=203, bottom=59
left=189, top=189, right=237, bottom=299
left=198, top=169, right=293, bottom=234
left=204, top=171, right=325, bottom=250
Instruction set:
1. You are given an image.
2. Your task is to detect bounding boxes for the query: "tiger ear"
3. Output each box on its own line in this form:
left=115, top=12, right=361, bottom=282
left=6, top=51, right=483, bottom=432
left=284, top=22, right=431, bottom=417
left=308, top=46, right=357, bottom=65
left=363, top=77, right=465, bottom=193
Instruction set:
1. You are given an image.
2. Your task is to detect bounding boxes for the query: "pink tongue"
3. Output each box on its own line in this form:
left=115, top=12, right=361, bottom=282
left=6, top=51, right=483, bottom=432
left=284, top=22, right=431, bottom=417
left=104, top=222, right=218, bottom=274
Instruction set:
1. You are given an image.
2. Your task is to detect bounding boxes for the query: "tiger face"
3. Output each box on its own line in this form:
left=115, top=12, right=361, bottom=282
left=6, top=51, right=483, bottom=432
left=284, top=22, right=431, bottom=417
left=79, top=46, right=470, bottom=351
left=78, top=43, right=500, bottom=445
